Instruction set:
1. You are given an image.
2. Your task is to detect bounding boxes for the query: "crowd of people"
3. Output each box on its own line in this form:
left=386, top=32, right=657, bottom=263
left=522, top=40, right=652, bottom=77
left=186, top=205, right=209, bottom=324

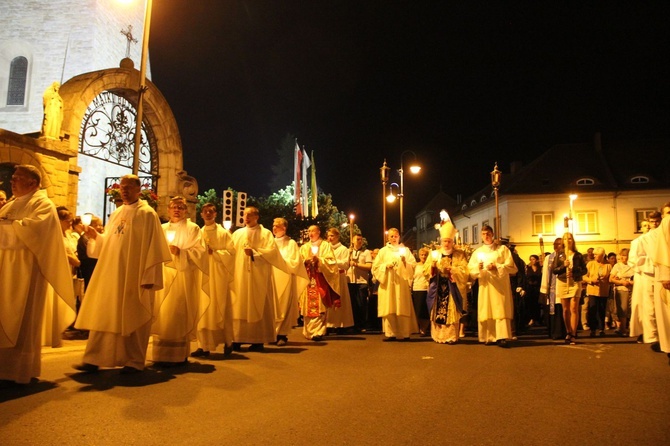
left=1, top=165, right=669, bottom=387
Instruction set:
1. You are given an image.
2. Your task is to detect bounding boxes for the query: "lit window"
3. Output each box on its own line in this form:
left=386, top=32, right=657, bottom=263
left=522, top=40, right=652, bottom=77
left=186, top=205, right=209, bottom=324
left=575, top=211, right=598, bottom=234
left=532, top=212, right=554, bottom=235
left=7, top=56, right=28, bottom=106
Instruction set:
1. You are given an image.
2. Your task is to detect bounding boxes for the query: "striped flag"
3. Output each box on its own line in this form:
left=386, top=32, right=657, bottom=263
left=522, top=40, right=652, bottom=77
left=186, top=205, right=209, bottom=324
left=302, top=149, right=311, bottom=218
left=311, top=150, right=318, bottom=217
left=294, top=141, right=303, bottom=216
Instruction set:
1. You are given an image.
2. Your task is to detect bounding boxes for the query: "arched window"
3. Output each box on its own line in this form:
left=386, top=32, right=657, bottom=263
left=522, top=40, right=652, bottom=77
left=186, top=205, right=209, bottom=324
left=480, top=195, right=487, bottom=203
left=576, top=178, right=595, bottom=186
left=630, top=176, right=649, bottom=184
left=7, top=56, right=28, bottom=105
left=461, top=204, right=467, bottom=210
left=470, top=199, right=477, bottom=206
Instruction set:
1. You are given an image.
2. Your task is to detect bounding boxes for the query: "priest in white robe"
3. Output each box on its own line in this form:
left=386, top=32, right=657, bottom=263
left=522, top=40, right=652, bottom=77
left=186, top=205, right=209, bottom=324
left=0, top=165, right=75, bottom=385
left=151, top=196, right=208, bottom=366
left=299, top=225, right=340, bottom=341
left=272, top=218, right=308, bottom=346
left=191, top=203, right=235, bottom=357
left=74, top=175, right=171, bottom=374
left=468, top=225, right=518, bottom=347
left=372, top=228, right=418, bottom=341
left=326, top=227, right=355, bottom=331
left=230, top=206, right=287, bottom=351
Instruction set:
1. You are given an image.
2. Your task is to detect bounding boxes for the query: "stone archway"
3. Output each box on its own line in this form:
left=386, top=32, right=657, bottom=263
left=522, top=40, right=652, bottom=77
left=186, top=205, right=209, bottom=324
left=58, top=61, right=188, bottom=218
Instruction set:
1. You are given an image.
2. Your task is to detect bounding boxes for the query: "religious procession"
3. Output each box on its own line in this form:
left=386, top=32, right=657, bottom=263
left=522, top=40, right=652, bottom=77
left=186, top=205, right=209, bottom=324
left=1, top=166, right=670, bottom=388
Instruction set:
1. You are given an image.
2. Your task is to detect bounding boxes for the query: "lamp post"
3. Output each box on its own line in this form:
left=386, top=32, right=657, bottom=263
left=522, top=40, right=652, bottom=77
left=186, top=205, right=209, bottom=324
left=129, top=0, right=153, bottom=175
left=490, top=162, right=502, bottom=240
left=398, top=150, right=421, bottom=237
left=380, top=160, right=390, bottom=243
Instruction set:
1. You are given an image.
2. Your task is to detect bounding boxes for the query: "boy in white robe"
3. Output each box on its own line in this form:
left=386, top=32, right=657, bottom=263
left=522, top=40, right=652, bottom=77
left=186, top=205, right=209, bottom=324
left=151, top=196, right=208, bottom=366
left=372, top=228, right=418, bottom=341
left=468, top=225, right=518, bottom=347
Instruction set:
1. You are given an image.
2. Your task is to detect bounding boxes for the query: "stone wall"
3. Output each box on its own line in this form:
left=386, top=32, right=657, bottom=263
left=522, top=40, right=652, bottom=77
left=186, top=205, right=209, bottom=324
left=0, top=129, right=78, bottom=209
left=0, top=0, right=145, bottom=134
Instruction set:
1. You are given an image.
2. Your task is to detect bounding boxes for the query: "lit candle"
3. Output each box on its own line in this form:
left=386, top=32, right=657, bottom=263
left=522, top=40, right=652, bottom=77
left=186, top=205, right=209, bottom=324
left=166, top=230, right=176, bottom=244
left=311, top=245, right=319, bottom=256
left=431, top=250, right=440, bottom=261
left=80, top=214, right=92, bottom=227
left=398, top=247, right=406, bottom=257
left=223, top=220, right=232, bottom=231
left=478, top=253, right=485, bottom=263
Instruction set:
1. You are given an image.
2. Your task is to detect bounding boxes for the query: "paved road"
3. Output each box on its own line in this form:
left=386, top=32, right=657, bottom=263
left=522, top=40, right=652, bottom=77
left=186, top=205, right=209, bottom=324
left=1, top=328, right=669, bottom=445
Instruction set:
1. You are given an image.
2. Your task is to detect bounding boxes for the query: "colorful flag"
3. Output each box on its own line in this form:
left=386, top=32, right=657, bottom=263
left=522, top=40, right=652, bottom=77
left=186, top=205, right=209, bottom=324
left=302, top=148, right=311, bottom=218
left=311, top=150, right=318, bottom=217
left=294, top=140, right=302, bottom=216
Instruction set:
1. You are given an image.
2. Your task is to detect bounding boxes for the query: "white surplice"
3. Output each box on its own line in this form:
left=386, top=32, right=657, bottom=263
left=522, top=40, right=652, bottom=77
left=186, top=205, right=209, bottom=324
left=468, top=243, right=518, bottom=343
left=326, top=242, right=355, bottom=329
left=0, top=189, right=76, bottom=383
left=75, top=200, right=171, bottom=370
left=197, top=223, right=234, bottom=351
left=273, top=235, right=308, bottom=337
left=372, top=243, right=418, bottom=338
left=230, top=224, right=286, bottom=344
left=151, top=219, right=208, bottom=362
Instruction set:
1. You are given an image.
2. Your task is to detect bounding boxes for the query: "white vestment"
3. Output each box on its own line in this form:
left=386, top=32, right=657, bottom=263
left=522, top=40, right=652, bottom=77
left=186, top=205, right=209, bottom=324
left=629, top=229, right=658, bottom=343
left=372, top=243, right=418, bottom=338
left=299, top=239, right=339, bottom=339
left=197, top=223, right=234, bottom=351
left=273, top=235, right=308, bottom=337
left=230, top=224, right=286, bottom=344
left=0, top=189, right=76, bottom=383
left=650, top=217, right=670, bottom=352
left=76, top=200, right=171, bottom=370
left=326, top=242, right=355, bottom=329
left=152, top=219, right=208, bottom=362
left=468, top=243, right=518, bottom=343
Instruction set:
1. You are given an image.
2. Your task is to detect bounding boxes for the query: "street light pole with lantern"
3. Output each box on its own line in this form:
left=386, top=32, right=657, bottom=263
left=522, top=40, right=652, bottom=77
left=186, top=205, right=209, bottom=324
left=490, top=162, right=502, bottom=241
left=380, top=160, right=390, bottom=243
left=398, top=150, right=421, bottom=238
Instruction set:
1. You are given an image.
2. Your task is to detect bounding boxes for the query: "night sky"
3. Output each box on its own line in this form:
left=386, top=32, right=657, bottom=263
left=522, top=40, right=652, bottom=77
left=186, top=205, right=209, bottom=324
left=149, top=0, right=670, bottom=246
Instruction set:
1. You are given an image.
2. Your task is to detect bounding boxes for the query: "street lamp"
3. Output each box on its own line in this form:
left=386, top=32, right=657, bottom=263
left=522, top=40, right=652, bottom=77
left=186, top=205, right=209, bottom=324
left=490, top=162, right=501, bottom=240
left=387, top=182, right=399, bottom=203
left=121, top=0, right=153, bottom=175
left=398, top=150, right=421, bottom=237
left=380, top=160, right=390, bottom=243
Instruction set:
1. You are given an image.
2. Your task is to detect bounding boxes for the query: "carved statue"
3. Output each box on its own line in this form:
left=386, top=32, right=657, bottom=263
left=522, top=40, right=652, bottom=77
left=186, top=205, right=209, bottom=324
left=42, top=81, right=64, bottom=140
left=176, top=170, right=198, bottom=202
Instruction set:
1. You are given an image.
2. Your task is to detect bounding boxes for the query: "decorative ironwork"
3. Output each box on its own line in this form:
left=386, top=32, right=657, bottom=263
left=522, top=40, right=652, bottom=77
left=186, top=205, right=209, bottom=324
left=79, top=91, right=156, bottom=174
